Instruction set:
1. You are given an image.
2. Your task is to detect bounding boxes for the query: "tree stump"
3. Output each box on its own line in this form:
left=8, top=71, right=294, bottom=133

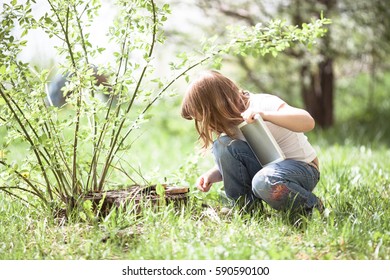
left=83, top=184, right=189, bottom=215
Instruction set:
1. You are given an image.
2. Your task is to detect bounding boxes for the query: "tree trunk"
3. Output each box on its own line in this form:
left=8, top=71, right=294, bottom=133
left=296, top=0, right=335, bottom=128
left=301, top=57, right=334, bottom=128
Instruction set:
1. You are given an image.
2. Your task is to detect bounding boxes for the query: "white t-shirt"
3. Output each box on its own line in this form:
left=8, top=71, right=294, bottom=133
left=237, top=93, right=317, bottom=163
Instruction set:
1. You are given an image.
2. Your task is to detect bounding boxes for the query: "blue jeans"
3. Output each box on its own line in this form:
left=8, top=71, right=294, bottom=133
left=212, top=136, right=321, bottom=211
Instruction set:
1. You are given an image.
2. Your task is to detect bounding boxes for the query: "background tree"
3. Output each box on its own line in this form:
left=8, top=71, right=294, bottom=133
left=175, top=0, right=390, bottom=128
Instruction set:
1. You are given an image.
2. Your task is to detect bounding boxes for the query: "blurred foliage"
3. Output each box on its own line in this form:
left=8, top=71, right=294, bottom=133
left=310, top=71, right=390, bottom=148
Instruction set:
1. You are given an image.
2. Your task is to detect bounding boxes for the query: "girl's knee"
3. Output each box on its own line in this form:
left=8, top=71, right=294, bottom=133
left=252, top=172, right=289, bottom=210
left=252, top=173, right=271, bottom=198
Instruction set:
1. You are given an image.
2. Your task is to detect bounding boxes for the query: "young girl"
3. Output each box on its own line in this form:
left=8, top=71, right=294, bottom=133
left=181, top=70, right=323, bottom=213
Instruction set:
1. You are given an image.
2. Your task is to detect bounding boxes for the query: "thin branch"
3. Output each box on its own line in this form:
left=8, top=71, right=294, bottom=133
left=237, top=55, right=271, bottom=93
left=0, top=187, right=38, bottom=209
left=86, top=4, right=135, bottom=191
left=47, top=0, right=77, bottom=68
left=218, top=3, right=257, bottom=26
left=97, top=0, right=158, bottom=191
left=0, top=160, right=48, bottom=204
left=0, top=87, right=53, bottom=200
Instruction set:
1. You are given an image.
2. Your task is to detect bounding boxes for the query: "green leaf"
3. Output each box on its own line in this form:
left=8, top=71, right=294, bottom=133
left=79, top=212, right=87, bottom=222
left=0, top=65, right=6, bottom=75
left=156, top=183, right=165, bottom=197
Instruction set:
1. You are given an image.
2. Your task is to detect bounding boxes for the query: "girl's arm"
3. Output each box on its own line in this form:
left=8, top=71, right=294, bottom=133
left=242, top=103, right=315, bottom=133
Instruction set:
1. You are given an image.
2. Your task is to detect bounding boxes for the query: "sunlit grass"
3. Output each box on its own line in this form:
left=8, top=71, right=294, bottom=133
left=1, top=142, right=389, bottom=260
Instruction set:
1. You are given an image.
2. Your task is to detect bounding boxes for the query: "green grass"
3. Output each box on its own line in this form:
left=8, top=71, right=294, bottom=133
left=1, top=73, right=390, bottom=260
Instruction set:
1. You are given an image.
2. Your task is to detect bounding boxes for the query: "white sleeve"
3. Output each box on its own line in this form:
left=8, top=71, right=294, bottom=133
left=250, top=93, right=285, bottom=112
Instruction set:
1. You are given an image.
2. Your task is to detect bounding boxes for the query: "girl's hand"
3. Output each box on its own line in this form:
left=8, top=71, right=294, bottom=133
left=241, top=109, right=265, bottom=124
left=196, top=166, right=222, bottom=192
left=196, top=175, right=213, bottom=192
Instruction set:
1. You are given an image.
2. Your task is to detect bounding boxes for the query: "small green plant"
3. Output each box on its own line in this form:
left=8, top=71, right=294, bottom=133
left=0, top=0, right=330, bottom=215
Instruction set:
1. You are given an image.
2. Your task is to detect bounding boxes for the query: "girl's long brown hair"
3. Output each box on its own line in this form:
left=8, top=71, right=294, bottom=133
left=181, top=70, right=249, bottom=149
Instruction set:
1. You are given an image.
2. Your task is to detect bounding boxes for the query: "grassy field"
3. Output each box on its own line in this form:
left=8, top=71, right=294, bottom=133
left=0, top=73, right=390, bottom=260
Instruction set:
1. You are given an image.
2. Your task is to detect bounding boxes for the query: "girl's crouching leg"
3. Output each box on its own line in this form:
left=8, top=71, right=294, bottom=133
left=252, top=173, right=291, bottom=210
left=252, top=172, right=320, bottom=213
